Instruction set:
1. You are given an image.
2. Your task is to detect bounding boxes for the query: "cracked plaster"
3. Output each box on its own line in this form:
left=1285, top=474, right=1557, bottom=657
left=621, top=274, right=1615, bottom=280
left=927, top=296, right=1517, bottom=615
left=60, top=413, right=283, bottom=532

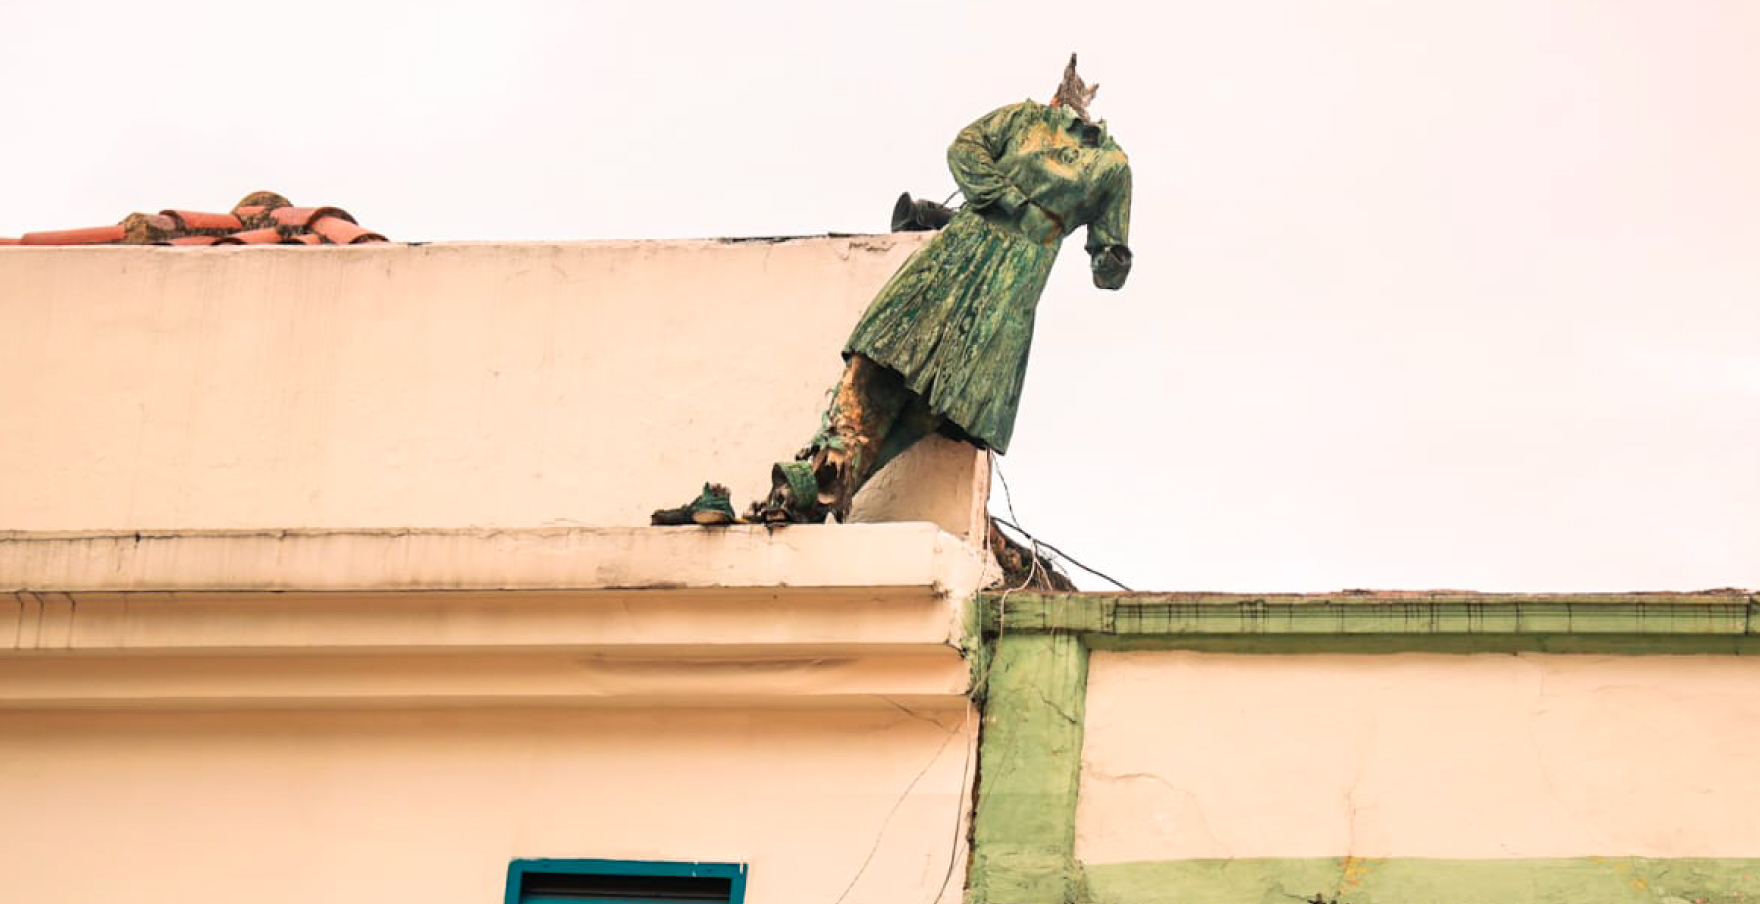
left=1076, top=650, right=1760, bottom=864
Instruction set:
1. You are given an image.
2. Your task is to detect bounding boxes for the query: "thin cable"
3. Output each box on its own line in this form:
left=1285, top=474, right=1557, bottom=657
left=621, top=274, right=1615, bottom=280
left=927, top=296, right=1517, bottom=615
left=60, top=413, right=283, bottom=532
left=992, top=515, right=1133, bottom=592
left=924, top=702, right=975, bottom=904
left=932, top=453, right=1132, bottom=904
left=988, top=466, right=1085, bottom=587
left=990, top=449, right=1020, bottom=525
left=831, top=713, right=963, bottom=904
left=987, top=451, right=1048, bottom=640
left=987, top=453, right=1134, bottom=592
left=928, top=454, right=1073, bottom=903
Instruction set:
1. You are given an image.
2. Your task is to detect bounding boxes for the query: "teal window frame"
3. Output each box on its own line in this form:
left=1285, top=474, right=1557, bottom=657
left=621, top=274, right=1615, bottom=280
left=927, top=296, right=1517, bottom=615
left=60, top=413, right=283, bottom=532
left=504, top=858, right=748, bottom=904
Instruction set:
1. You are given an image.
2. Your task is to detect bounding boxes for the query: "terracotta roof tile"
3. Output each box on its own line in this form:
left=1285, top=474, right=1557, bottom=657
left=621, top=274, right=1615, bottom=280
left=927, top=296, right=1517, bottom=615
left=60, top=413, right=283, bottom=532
left=312, top=215, right=385, bottom=245
left=1, top=191, right=390, bottom=247
left=271, top=206, right=356, bottom=228
left=121, top=213, right=178, bottom=244
left=162, top=210, right=243, bottom=234
left=213, top=228, right=285, bottom=246
left=22, top=224, right=126, bottom=245
left=233, top=206, right=273, bottom=229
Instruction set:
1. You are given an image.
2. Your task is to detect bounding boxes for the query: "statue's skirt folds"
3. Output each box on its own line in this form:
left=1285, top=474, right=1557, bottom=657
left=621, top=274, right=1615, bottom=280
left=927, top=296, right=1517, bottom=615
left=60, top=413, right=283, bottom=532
left=844, top=208, right=1058, bottom=455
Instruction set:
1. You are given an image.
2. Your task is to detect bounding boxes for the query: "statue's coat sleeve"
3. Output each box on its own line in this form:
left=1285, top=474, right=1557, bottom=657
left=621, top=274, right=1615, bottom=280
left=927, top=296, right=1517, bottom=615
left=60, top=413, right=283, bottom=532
left=947, top=103, right=1032, bottom=217
left=1085, top=163, right=1133, bottom=290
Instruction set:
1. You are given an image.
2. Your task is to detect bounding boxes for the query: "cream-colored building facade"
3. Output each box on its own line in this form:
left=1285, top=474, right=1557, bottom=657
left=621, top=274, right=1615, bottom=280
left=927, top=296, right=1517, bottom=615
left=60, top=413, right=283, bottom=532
left=968, top=592, right=1760, bottom=904
left=1, top=237, right=989, bottom=904
left=6, top=237, right=1759, bottom=904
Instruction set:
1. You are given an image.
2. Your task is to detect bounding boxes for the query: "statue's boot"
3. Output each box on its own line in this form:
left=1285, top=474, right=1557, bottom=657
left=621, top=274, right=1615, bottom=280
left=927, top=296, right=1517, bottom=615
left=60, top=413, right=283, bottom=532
left=890, top=192, right=955, bottom=232
left=651, top=482, right=738, bottom=526
left=752, top=461, right=828, bottom=524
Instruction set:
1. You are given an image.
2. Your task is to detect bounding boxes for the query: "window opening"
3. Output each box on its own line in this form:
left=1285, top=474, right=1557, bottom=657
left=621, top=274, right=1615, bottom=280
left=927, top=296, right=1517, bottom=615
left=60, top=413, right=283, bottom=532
left=505, top=858, right=747, bottom=904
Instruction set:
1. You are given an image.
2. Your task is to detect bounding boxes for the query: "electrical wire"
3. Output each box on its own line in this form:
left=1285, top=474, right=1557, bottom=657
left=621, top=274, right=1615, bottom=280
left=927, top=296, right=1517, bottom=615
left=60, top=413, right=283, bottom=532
left=988, top=453, right=1133, bottom=592
left=923, top=702, right=975, bottom=904
left=831, top=709, right=964, bottom=904
left=987, top=451, right=1048, bottom=643
left=922, top=452, right=1138, bottom=904
left=990, top=515, right=1132, bottom=592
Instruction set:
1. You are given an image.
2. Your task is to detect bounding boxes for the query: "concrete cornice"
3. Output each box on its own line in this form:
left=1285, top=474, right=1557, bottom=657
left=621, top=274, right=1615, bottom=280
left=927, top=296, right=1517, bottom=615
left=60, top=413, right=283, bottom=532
left=0, top=523, right=984, bottom=593
left=0, top=525, right=989, bottom=711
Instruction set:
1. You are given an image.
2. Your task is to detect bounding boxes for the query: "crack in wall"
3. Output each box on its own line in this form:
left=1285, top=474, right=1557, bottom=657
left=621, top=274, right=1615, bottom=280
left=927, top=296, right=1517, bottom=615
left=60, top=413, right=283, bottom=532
left=1083, top=766, right=1231, bottom=858
left=1336, top=713, right=1377, bottom=898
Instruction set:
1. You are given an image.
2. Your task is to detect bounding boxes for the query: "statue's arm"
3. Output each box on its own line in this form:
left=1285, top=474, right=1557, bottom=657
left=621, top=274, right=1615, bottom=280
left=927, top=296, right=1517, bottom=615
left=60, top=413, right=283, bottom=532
left=946, top=103, right=1031, bottom=216
left=1085, top=163, right=1133, bottom=290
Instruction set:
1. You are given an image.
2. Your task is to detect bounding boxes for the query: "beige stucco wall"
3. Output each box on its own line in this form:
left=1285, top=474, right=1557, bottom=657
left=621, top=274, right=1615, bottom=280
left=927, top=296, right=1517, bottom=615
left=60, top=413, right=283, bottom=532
left=0, top=525, right=983, bottom=903
left=0, top=240, right=994, bottom=904
left=1077, top=651, right=1760, bottom=863
left=0, top=238, right=986, bottom=537
left=0, top=706, right=973, bottom=904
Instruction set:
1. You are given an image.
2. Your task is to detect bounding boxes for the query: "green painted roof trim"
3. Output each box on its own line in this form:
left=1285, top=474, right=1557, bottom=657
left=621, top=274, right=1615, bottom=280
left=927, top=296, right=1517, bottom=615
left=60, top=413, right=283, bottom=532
left=983, top=591, right=1757, bottom=648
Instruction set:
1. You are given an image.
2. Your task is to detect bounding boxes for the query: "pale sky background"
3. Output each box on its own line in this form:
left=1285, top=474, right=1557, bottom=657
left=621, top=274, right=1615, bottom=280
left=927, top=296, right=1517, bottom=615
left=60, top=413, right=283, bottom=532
left=4, top=1, right=1756, bottom=592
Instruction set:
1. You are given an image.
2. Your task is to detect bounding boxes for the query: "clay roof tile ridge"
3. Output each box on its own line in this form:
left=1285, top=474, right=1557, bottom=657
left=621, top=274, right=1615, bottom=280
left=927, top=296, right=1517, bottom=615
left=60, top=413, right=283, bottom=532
left=271, top=205, right=356, bottom=228
left=20, top=224, right=128, bottom=246
left=4, top=191, right=389, bottom=248
left=162, top=210, right=244, bottom=234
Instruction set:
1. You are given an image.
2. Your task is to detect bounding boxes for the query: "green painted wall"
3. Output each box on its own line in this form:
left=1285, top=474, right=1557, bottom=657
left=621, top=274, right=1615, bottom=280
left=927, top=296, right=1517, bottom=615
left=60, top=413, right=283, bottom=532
left=967, top=633, right=1089, bottom=904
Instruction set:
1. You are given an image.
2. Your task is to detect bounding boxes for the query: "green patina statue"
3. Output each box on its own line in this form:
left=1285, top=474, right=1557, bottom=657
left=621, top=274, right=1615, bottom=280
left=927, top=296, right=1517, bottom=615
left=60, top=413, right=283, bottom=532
left=654, top=55, right=1133, bottom=526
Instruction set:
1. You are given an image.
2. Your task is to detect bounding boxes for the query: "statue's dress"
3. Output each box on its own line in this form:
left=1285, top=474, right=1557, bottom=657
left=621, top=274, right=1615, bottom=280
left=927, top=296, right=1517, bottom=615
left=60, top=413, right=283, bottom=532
left=844, top=100, right=1133, bottom=454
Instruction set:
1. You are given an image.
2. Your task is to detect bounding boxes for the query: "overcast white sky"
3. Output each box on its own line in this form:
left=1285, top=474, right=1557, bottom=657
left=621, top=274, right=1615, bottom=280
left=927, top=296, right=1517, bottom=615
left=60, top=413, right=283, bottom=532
left=4, top=1, right=1756, bottom=592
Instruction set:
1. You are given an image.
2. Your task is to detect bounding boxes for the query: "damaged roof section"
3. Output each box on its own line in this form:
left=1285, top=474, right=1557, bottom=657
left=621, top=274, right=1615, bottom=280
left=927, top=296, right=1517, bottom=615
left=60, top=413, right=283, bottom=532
left=0, top=191, right=388, bottom=247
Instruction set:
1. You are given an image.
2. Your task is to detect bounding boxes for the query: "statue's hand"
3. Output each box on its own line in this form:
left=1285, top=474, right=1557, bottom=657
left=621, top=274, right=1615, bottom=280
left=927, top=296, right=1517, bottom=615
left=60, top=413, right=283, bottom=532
left=1090, top=244, right=1133, bottom=290
left=1020, top=202, right=1065, bottom=244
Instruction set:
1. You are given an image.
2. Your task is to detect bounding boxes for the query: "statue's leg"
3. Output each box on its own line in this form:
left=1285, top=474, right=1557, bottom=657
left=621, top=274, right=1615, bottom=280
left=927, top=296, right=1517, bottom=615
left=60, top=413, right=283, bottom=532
left=869, top=390, right=944, bottom=476
left=760, top=354, right=911, bottom=522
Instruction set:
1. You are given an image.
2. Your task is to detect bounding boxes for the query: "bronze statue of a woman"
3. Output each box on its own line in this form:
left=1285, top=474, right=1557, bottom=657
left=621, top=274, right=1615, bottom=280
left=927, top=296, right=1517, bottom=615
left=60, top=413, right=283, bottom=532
left=654, top=55, right=1133, bottom=526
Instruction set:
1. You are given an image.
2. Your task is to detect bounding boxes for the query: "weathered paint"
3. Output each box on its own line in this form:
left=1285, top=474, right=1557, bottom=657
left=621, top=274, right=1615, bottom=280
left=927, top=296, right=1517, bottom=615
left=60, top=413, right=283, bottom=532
left=983, top=591, right=1757, bottom=642
left=0, top=235, right=998, bottom=904
left=0, top=525, right=989, bottom=708
left=0, top=523, right=987, bottom=596
left=0, top=237, right=991, bottom=539
left=1078, top=652, right=1760, bottom=863
left=967, top=633, right=1089, bottom=904
left=1083, top=858, right=1760, bottom=904
left=1095, top=634, right=1760, bottom=655
left=965, top=591, right=1760, bottom=904
left=0, top=707, right=973, bottom=904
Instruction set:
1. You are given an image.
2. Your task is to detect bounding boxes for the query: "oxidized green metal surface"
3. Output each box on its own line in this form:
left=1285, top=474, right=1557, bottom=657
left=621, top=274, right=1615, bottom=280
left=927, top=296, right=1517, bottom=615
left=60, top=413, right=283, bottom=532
left=968, top=633, right=1090, bottom=904
left=846, top=100, right=1132, bottom=453
left=1082, top=857, right=1760, bottom=904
